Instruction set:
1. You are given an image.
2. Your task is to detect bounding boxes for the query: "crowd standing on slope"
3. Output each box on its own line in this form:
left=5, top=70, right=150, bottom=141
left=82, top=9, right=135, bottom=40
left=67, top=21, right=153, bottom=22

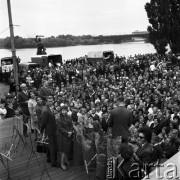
left=0, top=53, right=180, bottom=178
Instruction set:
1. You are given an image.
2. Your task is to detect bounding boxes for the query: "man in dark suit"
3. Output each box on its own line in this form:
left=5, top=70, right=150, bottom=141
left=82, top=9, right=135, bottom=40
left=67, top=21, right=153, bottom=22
left=17, top=83, right=30, bottom=137
left=101, top=111, right=109, bottom=132
left=108, top=96, right=133, bottom=142
left=5, top=94, right=14, bottom=118
left=39, top=81, right=50, bottom=106
left=40, top=96, right=60, bottom=167
left=71, top=106, right=78, bottom=124
left=134, top=126, right=154, bottom=176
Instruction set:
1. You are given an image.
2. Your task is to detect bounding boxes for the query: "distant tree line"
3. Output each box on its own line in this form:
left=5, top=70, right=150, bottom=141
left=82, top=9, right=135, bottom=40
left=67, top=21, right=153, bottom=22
left=0, top=33, right=149, bottom=49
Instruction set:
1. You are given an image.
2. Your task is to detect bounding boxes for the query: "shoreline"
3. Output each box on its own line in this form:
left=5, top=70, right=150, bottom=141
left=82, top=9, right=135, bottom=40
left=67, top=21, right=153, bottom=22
left=0, top=40, right=148, bottom=50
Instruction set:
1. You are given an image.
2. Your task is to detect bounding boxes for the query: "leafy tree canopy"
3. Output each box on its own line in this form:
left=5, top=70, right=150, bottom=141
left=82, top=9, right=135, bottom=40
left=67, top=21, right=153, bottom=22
left=145, top=0, right=180, bottom=55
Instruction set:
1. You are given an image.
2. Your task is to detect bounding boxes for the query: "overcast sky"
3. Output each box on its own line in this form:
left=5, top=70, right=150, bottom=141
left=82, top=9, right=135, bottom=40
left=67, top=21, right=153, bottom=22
left=0, top=0, right=150, bottom=38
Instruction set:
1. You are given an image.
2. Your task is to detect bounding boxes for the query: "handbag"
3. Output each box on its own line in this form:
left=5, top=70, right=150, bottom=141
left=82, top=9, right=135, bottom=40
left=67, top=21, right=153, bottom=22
left=36, top=142, right=48, bottom=153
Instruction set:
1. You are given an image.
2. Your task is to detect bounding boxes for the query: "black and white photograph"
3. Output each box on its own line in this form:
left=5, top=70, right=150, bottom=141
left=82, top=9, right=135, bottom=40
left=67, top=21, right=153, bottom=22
left=0, top=0, right=180, bottom=179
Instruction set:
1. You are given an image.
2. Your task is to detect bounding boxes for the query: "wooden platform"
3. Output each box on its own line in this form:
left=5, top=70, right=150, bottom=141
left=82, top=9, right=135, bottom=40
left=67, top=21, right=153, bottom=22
left=0, top=117, right=96, bottom=180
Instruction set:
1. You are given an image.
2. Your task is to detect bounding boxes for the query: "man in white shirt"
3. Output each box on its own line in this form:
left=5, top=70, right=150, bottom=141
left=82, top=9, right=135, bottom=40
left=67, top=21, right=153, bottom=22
left=95, top=106, right=102, bottom=119
left=150, top=62, right=156, bottom=71
left=146, top=114, right=154, bottom=128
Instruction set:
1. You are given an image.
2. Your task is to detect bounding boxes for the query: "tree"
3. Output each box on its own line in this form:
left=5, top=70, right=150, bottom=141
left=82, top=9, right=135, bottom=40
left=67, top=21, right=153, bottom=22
left=145, top=0, right=180, bottom=55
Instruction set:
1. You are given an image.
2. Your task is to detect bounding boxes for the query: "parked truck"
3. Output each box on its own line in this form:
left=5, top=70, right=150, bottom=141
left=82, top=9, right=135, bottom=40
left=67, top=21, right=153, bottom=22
left=0, top=57, right=14, bottom=82
left=31, top=54, right=63, bottom=68
left=87, top=51, right=114, bottom=64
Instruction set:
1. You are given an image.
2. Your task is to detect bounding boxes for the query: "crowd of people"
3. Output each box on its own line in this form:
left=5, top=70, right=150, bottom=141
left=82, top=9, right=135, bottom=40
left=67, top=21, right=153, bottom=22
left=1, top=52, right=180, bottom=179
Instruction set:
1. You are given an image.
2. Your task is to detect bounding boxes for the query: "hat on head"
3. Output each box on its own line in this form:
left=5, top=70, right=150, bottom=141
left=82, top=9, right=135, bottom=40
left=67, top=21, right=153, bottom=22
left=61, top=105, right=68, bottom=111
left=20, top=83, right=27, bottom=88
left=172, top=129, right=178, bottom=135
left=59, top=91, right=64, bottom=95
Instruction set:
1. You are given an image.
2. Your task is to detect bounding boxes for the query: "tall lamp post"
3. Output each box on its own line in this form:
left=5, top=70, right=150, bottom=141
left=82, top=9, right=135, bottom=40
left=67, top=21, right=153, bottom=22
left=7, top=0, right=19, bottom=92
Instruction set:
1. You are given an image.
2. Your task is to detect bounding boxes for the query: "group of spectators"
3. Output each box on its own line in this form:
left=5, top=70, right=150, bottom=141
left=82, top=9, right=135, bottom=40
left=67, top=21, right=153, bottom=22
left=0, top=52, right=180, bottom=178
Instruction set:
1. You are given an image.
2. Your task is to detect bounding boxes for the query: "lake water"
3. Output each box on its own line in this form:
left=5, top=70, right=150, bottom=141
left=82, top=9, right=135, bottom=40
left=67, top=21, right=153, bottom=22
left=0, top=41, right=156, bottom=63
